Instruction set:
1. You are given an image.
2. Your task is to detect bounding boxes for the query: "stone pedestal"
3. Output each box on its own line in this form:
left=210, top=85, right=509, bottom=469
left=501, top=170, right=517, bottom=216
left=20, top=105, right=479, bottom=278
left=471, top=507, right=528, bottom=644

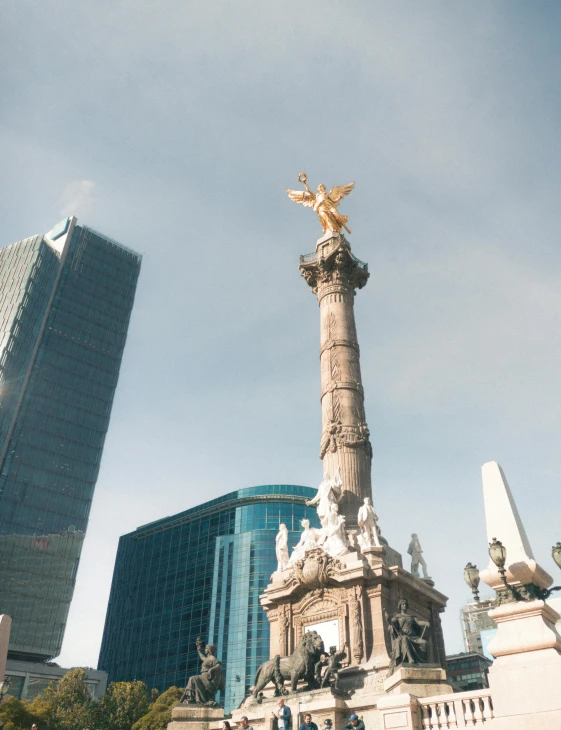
left=486, top=600, right=561, bottom=721
left=233, top=690, right=350, bottom=730
left=383, top=667, right=452, bottom=697
left=167, top=705, right=224, bottom=730
left=377, top=694, right=422, bottom=730
left=262, top=554, right=448, bottom=675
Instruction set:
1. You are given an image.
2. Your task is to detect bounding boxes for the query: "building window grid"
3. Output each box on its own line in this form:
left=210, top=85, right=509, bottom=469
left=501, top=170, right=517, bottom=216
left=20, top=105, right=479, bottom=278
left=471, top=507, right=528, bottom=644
left=98, top=490, right=319, bottom=712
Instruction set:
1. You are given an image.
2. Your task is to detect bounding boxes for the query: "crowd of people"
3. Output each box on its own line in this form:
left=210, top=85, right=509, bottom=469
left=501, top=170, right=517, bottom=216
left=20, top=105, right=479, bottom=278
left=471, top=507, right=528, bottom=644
left=220, top=698, right=365, bottom=730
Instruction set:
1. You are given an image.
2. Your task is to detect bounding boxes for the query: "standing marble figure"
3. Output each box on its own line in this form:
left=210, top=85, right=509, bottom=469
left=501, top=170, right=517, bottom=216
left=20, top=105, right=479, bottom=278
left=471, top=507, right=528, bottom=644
left=275, top=524, right=289, bottom=572
left=407, top=533, right=430, bottom=579
left=357, top=497, right=381, bottom=548
left=306, top=469, right=342, bottom=526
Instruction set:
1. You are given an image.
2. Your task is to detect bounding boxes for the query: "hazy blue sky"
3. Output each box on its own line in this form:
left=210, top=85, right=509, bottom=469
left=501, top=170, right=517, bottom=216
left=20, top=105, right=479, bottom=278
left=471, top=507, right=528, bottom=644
left=2, top=1, right=561, bottom=668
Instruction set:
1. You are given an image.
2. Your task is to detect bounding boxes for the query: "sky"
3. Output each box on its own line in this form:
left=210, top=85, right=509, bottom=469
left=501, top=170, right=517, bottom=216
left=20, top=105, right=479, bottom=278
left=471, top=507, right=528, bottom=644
left=2, top=0, right=561, bottom=669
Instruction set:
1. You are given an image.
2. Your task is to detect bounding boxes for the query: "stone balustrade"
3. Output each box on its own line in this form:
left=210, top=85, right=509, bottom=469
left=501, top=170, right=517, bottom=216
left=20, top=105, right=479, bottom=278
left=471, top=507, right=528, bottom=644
left=418, top=689, right=495, bottom=728
left=378, top=689, right=496, bottom=730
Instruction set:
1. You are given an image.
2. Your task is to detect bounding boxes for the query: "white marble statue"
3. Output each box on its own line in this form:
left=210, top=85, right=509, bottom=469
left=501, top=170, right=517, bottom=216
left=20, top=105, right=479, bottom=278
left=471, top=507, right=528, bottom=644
left=288, top=519, right=319, bottom=565
left=306, top=467, right=343, bottom=527
left=319, top=504, right=350, bottom=558
left=357, top=497, right=381, bottom=548
left=408, top=533, right=431, bottom=579
left=275, top=523, right=289, bottom=572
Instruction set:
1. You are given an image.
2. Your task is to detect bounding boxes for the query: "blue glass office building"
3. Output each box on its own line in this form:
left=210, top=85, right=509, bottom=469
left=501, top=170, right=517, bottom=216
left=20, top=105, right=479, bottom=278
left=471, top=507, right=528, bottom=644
left=0, top=217, right=141, bottom=660
left=98, top=485, right=319, bottom=712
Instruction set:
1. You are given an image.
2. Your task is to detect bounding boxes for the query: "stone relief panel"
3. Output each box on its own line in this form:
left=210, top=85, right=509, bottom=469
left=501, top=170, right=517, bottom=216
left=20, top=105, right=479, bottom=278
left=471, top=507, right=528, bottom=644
left=292, top=592, right=349, bottom=661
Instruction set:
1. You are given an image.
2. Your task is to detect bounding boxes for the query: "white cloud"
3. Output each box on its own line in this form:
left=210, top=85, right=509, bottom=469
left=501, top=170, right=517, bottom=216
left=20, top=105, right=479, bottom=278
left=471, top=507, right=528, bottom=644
left=59, top=179, right=95, bottom=217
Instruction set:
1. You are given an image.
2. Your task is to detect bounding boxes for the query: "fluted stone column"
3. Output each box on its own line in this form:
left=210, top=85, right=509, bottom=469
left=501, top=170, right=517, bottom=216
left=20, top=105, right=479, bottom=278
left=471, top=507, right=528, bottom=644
left=300, top=231, right=372, bottom=524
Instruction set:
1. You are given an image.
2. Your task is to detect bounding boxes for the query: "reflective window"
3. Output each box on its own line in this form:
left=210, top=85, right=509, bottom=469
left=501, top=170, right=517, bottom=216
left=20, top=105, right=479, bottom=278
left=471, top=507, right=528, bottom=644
left=98, top=486, right=319, bottom=712
left=0, top=225, right=141, bottom=659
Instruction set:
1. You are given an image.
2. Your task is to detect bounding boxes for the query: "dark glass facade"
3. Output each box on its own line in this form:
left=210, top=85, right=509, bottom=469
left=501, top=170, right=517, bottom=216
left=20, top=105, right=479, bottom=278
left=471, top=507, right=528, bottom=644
left=0, top=218, right=141, bottom=660
left=446, top=652, right=492, bottom=692
left=98, top=485, right=320, bottom=712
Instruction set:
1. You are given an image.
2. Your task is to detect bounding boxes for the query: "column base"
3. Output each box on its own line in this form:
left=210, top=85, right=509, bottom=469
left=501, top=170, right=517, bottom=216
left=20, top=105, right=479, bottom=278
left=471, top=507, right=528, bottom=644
left=168, top=704, right=224, bottom=730
left=383, top=666, right=452, bottom=697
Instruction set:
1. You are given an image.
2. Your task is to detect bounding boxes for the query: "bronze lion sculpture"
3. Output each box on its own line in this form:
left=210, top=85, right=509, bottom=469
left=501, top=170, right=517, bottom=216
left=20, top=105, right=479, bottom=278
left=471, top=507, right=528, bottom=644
left=251, top=630, right=325, bottom=697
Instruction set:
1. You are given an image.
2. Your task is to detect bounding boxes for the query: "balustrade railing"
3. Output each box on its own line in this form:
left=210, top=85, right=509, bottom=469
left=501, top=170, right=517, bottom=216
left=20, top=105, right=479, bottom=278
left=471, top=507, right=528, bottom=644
left=300, top=252, right=319, bottom=264
left=299, top=250, right=368, bottom=270
left=419, top=689, right=494, bottom=728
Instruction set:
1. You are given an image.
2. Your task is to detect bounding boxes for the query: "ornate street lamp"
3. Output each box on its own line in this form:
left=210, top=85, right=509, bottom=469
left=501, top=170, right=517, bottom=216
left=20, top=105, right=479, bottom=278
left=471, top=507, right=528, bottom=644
left=464, top=538, right=561, bottom=606
left=552, top=543, right=561, bottom=571
left=488, top=538, right=507, bottom=576
left=464, top=562, right=481, bottom=602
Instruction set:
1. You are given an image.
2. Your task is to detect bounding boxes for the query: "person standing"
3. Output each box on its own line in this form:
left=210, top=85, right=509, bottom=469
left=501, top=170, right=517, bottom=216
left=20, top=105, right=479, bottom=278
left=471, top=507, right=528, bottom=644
left=298, top=714, right=318, bottom=730
left=272, top=698, right=292, bottom=730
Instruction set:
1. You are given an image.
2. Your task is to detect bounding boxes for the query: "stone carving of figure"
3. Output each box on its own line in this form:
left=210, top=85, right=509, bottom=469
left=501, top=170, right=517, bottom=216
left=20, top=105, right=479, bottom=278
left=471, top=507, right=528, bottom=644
left=407, top=533, right=431, bottom=579
left=319, top=504, right=349, bottom=558
left=320, top=644, right=347, bottom=689
left=306, top=468, right=343, bottom=527
left=319, top=420, right=342, bottom=459
left=351, top=588, right=364, bottom=664
left=357, top=497, right=381, bottom=548
left=275, top=524, right=289, bottom=572
left=180, top=638, right=224, bottom=705
left=314, top=652, right=328, bottom=686
left=288, top=519, right=319, bottom=565
left=383, top=598, right=430, bottom=675
left=279, top=614, right=289, bottom=655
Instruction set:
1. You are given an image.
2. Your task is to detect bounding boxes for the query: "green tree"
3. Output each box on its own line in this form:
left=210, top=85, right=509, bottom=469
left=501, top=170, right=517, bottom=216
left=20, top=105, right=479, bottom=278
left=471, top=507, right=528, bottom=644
left=27, top=668, right=93, bottom=730
left=131, top=687, right=182, bottom=730
left=95, top=681, right=152, bottom=730
left=0, top=696, right=41, bottom=730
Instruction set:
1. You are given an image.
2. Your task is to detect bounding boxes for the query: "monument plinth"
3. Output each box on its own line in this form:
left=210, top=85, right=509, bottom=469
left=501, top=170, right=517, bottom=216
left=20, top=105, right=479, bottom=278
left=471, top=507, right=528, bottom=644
left=168, top=705, right=224, bottom=730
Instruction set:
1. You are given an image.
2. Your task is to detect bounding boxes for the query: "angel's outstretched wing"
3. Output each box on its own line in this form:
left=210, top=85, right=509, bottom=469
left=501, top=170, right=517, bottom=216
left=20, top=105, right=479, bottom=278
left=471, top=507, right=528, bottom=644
left=287, top=189, right=316, bottom=208
left=329, top=182, right=355, bottom=205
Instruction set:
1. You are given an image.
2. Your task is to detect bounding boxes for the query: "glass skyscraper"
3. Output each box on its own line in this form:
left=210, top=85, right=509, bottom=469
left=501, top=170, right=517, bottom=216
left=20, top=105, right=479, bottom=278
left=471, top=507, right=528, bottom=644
left=0, top=217, right=141, bottom=661
left=98, top=485, right=319, bottom=712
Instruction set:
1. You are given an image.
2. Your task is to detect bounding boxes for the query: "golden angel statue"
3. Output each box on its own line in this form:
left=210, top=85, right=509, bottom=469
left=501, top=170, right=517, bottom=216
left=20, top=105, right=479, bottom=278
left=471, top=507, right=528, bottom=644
left=287, top=172, right=355, bottom=234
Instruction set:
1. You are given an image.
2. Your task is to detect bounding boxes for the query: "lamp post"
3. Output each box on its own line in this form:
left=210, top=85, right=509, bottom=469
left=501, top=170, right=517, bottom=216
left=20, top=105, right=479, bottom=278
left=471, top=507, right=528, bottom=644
left=463, top=562, right=481, bottom=602
left=465, top=538, right=561, bottom=605
left=487, top=537, right=524, bottom=601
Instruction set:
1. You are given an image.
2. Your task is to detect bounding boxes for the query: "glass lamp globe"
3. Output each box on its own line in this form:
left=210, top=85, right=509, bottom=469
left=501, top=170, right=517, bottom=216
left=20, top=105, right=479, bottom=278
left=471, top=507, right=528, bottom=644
left=489, top=538, right=507, bottom=570
left=464, top=562, right=480, bottom=591
left=552, top=542, right=561, bottom=571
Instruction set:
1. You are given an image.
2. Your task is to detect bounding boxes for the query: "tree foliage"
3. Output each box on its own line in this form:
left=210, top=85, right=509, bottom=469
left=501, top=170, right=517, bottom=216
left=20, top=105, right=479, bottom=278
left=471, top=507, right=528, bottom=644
left=0, top=671, right=179, bottom=730
left=95, top=681, right=152, bottom=730
left=36, top=667, right=94, bottom=730
left=131, top=687, right=182, bottom=730
left=0, top=696, right=40, bottom=730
